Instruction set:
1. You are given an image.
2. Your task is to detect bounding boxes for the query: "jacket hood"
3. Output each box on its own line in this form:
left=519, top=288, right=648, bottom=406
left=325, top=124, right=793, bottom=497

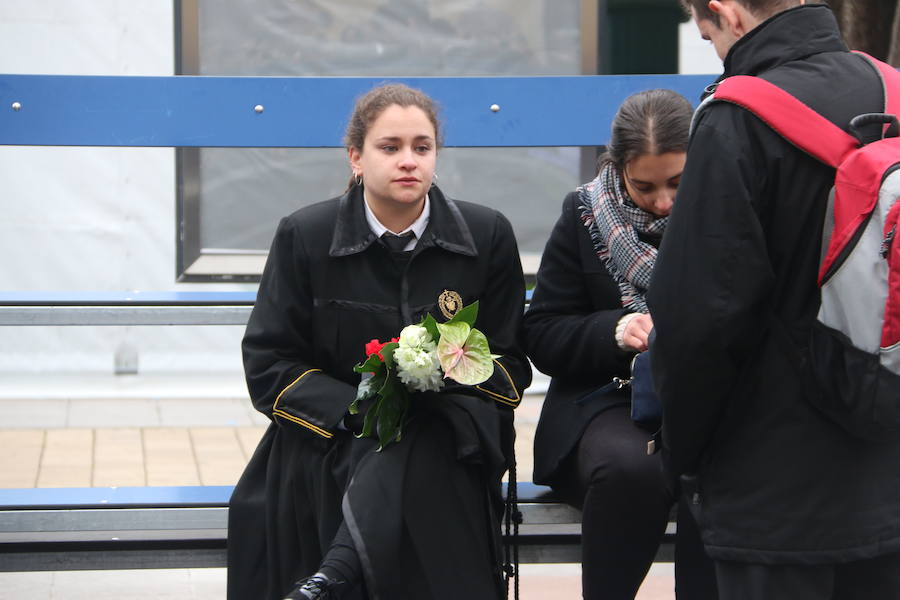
left=724, top=4, right=847, bottom=77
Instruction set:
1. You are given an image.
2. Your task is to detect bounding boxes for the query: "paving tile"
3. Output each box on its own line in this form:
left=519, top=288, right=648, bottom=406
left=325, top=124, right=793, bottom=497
left=157, top=398, right=252, bottom=427
left=190, top=428, right=246, bottom=486
left=143, top=428, right=200, bottom=486
left=247, top=406, right=271, bottom=426
left=0, top=398, right=68, bottom=429
left=0, top=565, right=674, bottom=600
left=516, top=393, right=545, bottom=425
left=187, top=568, right=228, bottom=599
left=0, top=571, right=52, bottom=600
left=50, top=568, right=194, bottom=600
left=37, top=429, right=92, bottom=488
left=92, top=428, right=145, bottom=487
left=68, top=399, right=160, bottom=428
left=0, top=430, right=44, bottom=488
left=513, top=423, right=536, bottom=484
left=235, top=426, right=267, bottom=461
left=515, top=563, right=674, bottom=600
left=518, top=564, right=582, bottom=600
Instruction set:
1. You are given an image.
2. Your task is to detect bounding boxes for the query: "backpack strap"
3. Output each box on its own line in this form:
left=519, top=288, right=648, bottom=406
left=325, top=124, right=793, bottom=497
left=853, top=51, right=900, bottom=118
left=712, top=76, right=858, bottom=168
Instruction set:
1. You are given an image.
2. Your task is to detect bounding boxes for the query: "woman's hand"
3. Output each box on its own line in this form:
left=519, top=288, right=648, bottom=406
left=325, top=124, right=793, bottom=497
left=618, top=313, right=654, bottom=353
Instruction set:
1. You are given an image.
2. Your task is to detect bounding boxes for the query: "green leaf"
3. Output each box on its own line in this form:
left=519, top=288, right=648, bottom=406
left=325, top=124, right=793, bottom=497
left=379, top=342, right=399, bottom=369
left=354, top=378, right=373, bottom=404
left=421, top=313, right=440, bottom=342
left=359, top=394, right=380, bottom=439
left=437, top=324, right=495, bottom=385
left=350, top=368, right=410, bottom=451
left=354, top=353, right=386, bottom=375
left=351, top=342, right=418, bottom=451
left=377, top=396, right=400, bottom=449
left=446, top=300, right=478, bottom=327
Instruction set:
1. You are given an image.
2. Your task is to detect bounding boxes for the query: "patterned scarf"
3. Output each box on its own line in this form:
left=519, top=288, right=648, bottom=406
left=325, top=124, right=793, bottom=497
left=578, top=163, right=668, bottom=314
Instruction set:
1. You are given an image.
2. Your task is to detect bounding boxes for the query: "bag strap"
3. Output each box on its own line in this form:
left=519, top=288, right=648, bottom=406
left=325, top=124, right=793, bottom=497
left=712, top=76, right=858, bottom=168
left=853, top=51, right=900, bottom=117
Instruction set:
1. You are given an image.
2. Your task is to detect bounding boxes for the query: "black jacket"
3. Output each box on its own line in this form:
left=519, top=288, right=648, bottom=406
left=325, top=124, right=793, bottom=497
left=647, top=4, right=899, bottom=564
left=229, top=184, right=531, bottom=599
left=523, top=191, right=637, bottom=485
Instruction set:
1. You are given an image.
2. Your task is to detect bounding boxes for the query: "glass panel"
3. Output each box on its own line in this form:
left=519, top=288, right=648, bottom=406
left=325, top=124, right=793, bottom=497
left=179, top=0, right=585, bottom=279
left=196, top=1, right=581, bottom=77
left=198, top=146, right=582, bottom=256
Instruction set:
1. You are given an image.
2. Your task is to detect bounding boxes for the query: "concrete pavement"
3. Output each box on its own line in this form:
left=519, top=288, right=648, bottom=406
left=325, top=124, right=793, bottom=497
left=0, top=372, right=675, bottom=599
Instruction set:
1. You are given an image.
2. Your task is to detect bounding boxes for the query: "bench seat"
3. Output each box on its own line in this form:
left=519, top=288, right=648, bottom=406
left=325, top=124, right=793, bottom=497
left=0, top=483, right=679, bottom=572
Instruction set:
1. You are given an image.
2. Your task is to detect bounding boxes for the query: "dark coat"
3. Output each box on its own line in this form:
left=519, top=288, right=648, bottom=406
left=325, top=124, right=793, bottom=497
left=228, top=184, right=531, bottom=599
left=522, top=191, right=637, bottom=485
left=647, top=4, right=900, bottom=564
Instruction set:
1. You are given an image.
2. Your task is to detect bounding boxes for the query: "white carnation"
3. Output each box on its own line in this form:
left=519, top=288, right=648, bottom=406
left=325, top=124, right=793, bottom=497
left=398, top=324, right=433, bottom=350
left=394, top=345, right=443, bottom=392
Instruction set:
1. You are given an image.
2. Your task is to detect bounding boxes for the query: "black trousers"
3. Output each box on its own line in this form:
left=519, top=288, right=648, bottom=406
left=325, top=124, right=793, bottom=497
left=715, top=552, right=900, bottom=600
left=555, top=406, right=718, bottom=599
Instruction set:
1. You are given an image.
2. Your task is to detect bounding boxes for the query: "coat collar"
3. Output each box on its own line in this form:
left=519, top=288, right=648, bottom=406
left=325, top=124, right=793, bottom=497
left=723, top=4, right=847, bottom=78
left=329, top=184, right=478, bottom=258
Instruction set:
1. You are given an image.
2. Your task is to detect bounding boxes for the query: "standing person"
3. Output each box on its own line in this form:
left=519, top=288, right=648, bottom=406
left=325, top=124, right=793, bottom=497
left=228, top=83, right=531, bottom=600
left=523, top=89, right=718, bottom=599
left=649, top=1, right=900, bottom=598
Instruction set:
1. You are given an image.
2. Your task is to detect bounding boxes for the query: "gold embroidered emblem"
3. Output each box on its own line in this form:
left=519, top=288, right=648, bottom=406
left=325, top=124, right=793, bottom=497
left=438, top=290, right=463, bottom=319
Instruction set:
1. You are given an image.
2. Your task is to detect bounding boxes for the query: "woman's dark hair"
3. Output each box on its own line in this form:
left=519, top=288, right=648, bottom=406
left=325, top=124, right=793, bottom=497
left=344, top=83, right=443, bottom=152
left=344, top=83, right=443, bottom=189
left=600, top=89, right=694, bottom=173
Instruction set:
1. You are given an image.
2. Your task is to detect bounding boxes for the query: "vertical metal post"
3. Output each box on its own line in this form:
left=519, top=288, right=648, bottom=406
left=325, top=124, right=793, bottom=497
left=579, top=0, right=605, bottom=182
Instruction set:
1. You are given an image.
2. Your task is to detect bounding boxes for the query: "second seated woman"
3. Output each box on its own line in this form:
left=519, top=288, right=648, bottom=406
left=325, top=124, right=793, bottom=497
left=522, top=89, right=718, bottom=600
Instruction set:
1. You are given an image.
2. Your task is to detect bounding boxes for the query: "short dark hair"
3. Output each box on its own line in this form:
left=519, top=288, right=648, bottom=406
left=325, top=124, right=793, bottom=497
left=679, top=0, right=804, bottom=26
left=601, top=89, right=694, bottom=173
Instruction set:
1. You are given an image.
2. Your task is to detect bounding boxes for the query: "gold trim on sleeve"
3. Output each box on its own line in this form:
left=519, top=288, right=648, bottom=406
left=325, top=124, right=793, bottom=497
left=271, top=368, right=334, bottom=439
left=273, top=408, right=334, bottom=439
left=476, top=359, right=521, bottom=408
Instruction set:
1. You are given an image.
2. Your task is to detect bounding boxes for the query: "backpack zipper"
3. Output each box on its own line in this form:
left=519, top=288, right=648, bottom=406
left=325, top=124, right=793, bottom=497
left=883, top=225, right=896, bottom=259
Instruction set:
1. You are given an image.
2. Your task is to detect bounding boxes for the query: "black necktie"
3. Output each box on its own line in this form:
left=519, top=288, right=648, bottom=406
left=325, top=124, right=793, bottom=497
left=380, top=231, right=415, bottom=252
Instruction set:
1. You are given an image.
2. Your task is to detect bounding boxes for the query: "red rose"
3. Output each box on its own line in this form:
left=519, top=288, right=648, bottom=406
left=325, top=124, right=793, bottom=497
left=365, top=337, right=399, bottom=361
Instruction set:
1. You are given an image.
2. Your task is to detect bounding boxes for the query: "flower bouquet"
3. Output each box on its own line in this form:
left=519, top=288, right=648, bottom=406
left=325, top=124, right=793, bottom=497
left=349, top=301, right=499, bottom=450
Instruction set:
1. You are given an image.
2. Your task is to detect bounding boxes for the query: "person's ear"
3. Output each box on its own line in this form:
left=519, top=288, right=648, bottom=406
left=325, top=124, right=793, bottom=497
left=348, top=147, right=361, bottom=173
left=709, top=0, right=756, bottom=37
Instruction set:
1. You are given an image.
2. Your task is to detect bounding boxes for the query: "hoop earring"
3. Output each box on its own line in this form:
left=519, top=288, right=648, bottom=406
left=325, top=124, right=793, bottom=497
left=355, top=174, right=363, bottom=186
left=431, top=172, right=438, bottom=187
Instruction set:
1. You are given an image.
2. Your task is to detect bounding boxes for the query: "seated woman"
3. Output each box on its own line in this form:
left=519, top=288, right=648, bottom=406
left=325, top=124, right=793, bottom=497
left=228, top=83, right=531, bottom=600
left=522, top=89, right=718, bottom=600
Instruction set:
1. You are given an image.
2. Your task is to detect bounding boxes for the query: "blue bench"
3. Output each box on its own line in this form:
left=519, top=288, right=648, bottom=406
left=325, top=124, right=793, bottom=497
left=0, top=73, right=701, bottom=571
left=0, top=483, right=672, bottom=571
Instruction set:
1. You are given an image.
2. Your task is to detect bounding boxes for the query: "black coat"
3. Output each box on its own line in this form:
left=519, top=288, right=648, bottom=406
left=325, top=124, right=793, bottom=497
left=522, top=192, right=637, bottom=485
left=228, top=184, right=531, bottom=599
left=647, top=4, right=900, bottom=564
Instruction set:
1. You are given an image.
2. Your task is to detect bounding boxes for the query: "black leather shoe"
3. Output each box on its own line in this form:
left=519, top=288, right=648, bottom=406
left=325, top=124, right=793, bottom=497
left=283, top=573, right=341, bottom=600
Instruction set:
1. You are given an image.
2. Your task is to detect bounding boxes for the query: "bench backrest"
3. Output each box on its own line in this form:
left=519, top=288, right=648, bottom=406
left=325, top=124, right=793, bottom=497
left=1, top=74, right=709, bottom=148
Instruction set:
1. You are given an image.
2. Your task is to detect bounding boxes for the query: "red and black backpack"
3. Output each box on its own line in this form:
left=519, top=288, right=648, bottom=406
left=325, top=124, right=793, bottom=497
left=708, top=52, right=900, bottom=441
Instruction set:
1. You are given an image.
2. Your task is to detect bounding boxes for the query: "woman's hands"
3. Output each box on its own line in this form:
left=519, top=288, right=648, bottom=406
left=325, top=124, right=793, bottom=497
left=616, top=313, right=654, bottom=353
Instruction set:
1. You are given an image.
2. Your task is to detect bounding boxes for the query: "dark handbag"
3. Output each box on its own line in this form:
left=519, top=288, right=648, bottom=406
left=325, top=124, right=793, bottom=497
left=628, top=351, right=661, bottom=426
left=574, top=351, right=661, bottom=426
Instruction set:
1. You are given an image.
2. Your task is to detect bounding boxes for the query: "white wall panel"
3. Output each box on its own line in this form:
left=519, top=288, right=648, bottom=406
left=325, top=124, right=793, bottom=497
left=0, top=2, right=246, bottom=376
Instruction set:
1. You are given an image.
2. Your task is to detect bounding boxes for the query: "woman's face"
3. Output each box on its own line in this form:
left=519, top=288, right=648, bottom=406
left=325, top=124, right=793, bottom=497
left=622, top=151, right=686, bottom=218
left=349, top=104, right=437, bottom=210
